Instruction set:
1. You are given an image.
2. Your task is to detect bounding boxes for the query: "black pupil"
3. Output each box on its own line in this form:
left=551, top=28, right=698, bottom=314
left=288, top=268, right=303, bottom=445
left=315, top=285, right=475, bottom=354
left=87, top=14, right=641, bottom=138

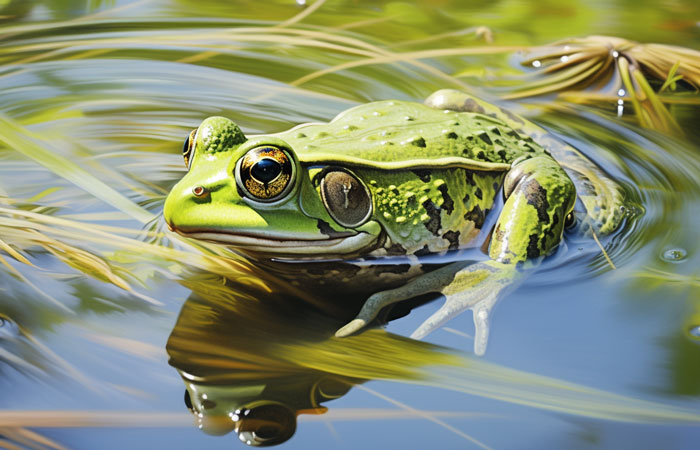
left=251, top=158, right=282, bottom=183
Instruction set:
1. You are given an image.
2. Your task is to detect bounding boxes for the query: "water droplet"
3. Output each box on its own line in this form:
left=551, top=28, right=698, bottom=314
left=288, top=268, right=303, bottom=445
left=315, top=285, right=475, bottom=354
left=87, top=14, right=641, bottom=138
left=0, top=317, right=20, bottom=338
left=662, top=248, right=687, bottom=263
left=560, top=55, right=569, bottom=62
left=689, top=325, right=700, bottom=340
left=296, top=0, right=307, bottom=5
left=532, top=60, right=541, bottom=68
left=617, top=100, right=624, bottom=117
left=612, top=50, right=619, bottom=58
left=617, top=88, right=626, bottom=96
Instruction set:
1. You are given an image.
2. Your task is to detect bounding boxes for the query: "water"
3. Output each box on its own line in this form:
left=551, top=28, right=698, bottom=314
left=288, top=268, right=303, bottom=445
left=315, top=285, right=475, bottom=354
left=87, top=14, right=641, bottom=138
left=1, top=1, right=700, bottom=449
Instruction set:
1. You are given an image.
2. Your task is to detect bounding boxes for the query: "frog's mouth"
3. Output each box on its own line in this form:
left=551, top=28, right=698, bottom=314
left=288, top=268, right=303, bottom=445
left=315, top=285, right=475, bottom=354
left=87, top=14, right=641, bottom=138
left=171, top=228, right=381, bottom=258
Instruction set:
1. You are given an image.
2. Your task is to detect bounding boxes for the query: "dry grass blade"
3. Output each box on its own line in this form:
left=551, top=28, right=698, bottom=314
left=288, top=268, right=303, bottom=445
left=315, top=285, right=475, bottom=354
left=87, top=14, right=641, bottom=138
left=357, top=385, right=493, bottom=450
left=0, top=206, right=258, bottom=290
left=509, top=36, right=700, bottom=134
left=290, top=45, right=522, bottom=88
left=0, top=427, right=67, bottom=450
left=276, top=0, right=327, bottom=28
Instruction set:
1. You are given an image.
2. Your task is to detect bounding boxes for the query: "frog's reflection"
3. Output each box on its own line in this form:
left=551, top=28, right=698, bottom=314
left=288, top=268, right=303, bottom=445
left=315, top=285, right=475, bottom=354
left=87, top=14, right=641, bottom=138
left=166, top=269, right=448, bottom=446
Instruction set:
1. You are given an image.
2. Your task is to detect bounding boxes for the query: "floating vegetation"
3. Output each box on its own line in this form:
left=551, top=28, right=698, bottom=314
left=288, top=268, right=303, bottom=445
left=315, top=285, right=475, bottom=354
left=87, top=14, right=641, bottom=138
left=508, top=35, right=700, bottom=133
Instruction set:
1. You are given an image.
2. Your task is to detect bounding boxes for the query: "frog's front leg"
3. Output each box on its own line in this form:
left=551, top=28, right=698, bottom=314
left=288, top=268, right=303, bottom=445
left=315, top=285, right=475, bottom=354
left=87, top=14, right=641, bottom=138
left=336, top=259, right=518, bottom=355
left=413, top=155, right=576, bottom=353
left=337, top=155, right=575, bottom=355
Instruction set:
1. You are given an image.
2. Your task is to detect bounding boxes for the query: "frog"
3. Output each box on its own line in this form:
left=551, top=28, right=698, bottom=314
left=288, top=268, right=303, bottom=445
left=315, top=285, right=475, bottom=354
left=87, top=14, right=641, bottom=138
left=163, top=89, right=624, bottom=355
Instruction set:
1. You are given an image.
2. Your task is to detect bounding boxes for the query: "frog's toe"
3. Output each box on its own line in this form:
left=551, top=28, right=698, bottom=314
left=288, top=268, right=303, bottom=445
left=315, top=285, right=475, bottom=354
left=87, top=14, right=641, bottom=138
left=472, top=304, right=493, bottom=356
left=410, top=290, right=500, bottom=356
left=335, top=319, right=368, bottom=338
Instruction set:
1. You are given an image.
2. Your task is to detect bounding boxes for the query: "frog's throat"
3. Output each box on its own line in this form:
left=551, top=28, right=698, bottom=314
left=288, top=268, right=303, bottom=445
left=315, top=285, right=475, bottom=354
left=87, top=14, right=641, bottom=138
left=174, top=230, right=380, bottom=257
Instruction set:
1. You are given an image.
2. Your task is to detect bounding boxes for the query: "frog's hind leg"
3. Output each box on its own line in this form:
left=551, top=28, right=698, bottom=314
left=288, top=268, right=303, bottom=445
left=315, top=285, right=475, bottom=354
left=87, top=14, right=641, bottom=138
left=426, top=89, right=625, bottom=235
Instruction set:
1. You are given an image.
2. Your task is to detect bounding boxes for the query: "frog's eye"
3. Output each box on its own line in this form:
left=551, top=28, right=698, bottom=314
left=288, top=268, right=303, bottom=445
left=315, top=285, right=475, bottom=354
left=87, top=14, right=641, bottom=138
left=182, top=129, right=197, bottom=169
left=320, top=169, right=372, bottom=228
left=565, top=212, right=576, bottom=229
left=236, top=146, right=295, bottom=202
left=233, top=403, right=296, bottom=447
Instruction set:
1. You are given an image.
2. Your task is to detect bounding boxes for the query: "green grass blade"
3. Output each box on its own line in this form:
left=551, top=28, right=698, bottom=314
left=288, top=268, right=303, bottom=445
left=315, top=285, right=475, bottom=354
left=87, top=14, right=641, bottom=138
left=0, top=114, right=155, bottom=224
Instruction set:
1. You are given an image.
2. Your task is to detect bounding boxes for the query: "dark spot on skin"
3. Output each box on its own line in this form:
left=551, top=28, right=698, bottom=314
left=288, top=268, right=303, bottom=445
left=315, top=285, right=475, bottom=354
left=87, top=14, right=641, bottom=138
left=527, top=234, right=541, bottom=259
left=421, top=199, right=442, bottom=236
left=317, top=219, right=336, bottom=237
left=475, top=188, right=483, bottom=200
left=490, top=127, right=501, bottom=136
left=500, top=107, right=525, bottom=124
left=464, top=98, right=486, bottom=114
left=493, top=223, right=505, bottom=244
left=476, top=151, right=485, bottom=159
left=463, top=192, right=470, bottom=203
left=411, top=137, right=426, bottom=147
left=465, top=172, right=476, bottom=186
left=446, top=132, right=458, bottom=139
left=497, top=150, right=507, bottom=160
left=412, top=169, right=431, bottom=182
left=437, top=184, right=454, bottom=214
left=523, top=180, right=550, bottom=224
left=442, top=230, right=460, bottom=250
left=414, top=245, right=431, bottom=256
left=385, top=242, right=407, bottom=255
left=464, top=205, right=485, bottom=228
left=316, top=219, right=353, bottom=238
left=477, top=133, right=493, bottom=146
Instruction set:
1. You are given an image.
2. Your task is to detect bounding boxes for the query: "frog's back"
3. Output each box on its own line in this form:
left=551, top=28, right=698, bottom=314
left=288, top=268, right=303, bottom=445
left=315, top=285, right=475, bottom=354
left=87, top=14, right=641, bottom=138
left=275, top=100, right=545, bottom=169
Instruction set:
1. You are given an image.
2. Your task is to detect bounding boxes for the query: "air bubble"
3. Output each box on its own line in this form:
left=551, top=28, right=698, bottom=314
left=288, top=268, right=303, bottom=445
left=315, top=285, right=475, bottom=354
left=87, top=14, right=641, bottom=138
left=296, top=0, right=306, bottom=5
left=532, top=60, right=541, bottom=68
left=560, top=55, right=569, bottom=62
left=612, top=50, right=619, bottom=58
left=617, top=88, right=626, bottom=96
left=662, top=248, right=687, bottom=263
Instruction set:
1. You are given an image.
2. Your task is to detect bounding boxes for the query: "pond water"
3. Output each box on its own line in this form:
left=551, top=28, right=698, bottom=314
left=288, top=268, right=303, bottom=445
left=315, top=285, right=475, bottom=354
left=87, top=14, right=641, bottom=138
left=1, top=1, right=699, bottom=449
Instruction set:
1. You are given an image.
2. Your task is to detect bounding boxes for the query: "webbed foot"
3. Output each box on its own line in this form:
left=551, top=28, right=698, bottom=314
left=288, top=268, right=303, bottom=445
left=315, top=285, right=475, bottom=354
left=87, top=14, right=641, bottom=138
left=410, top=284, right=500, bottom=356
left=336, top=260, right=520, bottom=355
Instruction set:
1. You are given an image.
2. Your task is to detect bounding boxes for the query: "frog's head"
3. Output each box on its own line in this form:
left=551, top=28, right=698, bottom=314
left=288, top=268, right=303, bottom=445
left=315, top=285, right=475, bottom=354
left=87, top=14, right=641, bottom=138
left=180, top=374, right=349, bottom=446
left=183, top=383, right=300, bottom=446
left=164, top=117, right=381, bottom=259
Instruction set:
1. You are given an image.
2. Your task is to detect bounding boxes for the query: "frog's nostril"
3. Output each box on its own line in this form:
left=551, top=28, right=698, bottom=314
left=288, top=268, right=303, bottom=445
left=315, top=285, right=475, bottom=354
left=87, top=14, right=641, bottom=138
left=192, top=186, right=208, bottom=197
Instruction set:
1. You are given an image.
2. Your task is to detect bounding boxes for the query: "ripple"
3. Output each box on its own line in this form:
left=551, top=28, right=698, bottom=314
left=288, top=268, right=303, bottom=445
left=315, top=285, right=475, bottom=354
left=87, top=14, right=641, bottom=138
left=662, top=248, right=688, bottom=263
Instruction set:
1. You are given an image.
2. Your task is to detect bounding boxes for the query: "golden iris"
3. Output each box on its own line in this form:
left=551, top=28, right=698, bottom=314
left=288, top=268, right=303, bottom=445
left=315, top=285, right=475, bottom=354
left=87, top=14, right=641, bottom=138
left=238, top=146, right=294, bottom=201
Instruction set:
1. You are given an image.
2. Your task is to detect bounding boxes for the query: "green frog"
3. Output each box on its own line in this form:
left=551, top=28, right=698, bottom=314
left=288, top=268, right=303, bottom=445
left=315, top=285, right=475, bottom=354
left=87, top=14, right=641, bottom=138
left=163, top=89, right=624, bottom=355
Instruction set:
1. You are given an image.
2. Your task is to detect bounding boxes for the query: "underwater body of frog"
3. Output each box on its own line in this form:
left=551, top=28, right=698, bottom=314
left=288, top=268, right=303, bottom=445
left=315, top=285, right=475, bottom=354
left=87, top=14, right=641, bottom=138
left=163, top=89, right=624, bottom=355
